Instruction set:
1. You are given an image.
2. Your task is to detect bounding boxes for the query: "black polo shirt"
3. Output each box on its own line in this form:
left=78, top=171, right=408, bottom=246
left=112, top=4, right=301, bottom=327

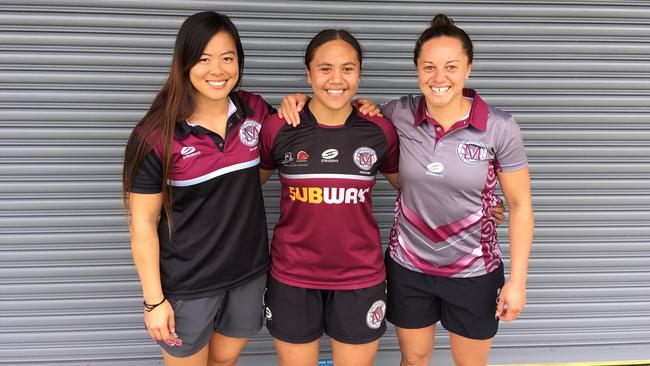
left=130, top=90, right=274, bottom=299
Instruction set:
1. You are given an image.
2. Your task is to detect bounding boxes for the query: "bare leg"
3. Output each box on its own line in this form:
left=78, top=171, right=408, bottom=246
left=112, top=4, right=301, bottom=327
left=162, top=343, right=209, bottom=366
left=395, top=325, right=435, bottom=366
left=274, top=338, right=320, bottom=366
left=207, top=332, right=250, bottom=366
left=449, top=331, right=493, bottom=366
left=330, top=337, right=380, bottom=366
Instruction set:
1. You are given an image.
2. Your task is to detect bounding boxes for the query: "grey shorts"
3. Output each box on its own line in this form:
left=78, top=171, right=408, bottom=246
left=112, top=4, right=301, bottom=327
left=157, top=273, right=266, bottom=357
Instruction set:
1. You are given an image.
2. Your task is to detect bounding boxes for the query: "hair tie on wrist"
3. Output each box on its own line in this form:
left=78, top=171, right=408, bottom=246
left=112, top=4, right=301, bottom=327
left=143, top=297, right=166, bottom=312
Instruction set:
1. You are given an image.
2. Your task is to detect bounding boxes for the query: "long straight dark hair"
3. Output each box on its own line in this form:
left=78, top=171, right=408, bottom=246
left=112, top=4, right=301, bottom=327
left=122, top=11, right=245, bottom=231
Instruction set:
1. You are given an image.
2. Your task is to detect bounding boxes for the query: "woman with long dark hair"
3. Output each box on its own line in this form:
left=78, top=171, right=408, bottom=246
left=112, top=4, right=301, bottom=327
left=123, top=12, right=276, bottom=365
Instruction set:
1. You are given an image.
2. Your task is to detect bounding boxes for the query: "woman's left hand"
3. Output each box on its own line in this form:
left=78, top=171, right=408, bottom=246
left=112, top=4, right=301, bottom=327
left=493, top=203, right=506, bottom=224
left=496, top=279, right=526, bottom=322
left=354, top=98, right=383, bottom=117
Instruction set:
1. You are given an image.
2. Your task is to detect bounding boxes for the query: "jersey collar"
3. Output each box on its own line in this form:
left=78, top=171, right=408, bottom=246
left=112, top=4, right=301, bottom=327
left=414, top=88, right=488, bottom=132
left=175, top=91, right=254, bottom=140
left=300, top=101, right=358, bottom=128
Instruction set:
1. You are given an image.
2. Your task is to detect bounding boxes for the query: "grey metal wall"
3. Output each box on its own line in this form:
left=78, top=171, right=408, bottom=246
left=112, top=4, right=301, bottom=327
left=1, top=1, right=649, bottom=365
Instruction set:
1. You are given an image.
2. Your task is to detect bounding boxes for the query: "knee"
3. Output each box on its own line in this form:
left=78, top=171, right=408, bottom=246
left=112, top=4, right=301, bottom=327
left=401, top=350, right=431, bottom=366
left=208, top=354, right=238, bottom=366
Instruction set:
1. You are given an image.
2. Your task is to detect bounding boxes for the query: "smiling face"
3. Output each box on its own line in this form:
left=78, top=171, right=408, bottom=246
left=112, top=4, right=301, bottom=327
left=416, top=36, right=472, bottom=111
left=306, top=39, right=361, bottom=115
left=189, top=30, right=239, bottom=106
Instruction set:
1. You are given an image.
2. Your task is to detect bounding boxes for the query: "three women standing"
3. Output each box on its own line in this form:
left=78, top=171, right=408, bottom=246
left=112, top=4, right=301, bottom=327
left=123, top=9, right=532, bottom=366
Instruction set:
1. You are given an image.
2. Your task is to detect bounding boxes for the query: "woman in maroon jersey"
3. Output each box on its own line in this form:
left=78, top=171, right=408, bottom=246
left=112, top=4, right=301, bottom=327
left=123, top=11, right=281, bottom=366
left=258, top=29, right=399, bottom=366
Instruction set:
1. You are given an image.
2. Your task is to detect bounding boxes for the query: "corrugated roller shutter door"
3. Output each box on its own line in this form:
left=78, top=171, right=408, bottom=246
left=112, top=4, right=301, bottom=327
left=1, top=1, right=648, bottom=365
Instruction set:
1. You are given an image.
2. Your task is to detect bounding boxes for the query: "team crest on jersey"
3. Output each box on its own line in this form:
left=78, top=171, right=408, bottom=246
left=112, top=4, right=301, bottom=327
left=296, top=150, right=310, bottom=163
left=281, top=152, right=294, bottom=165
left=457, top=139, right=487, bottom=166
left=239, top=119, right=261, bottom=147
left=353, top=147, right=377, bottom=171
left=366, top=300, right=386, bottom=329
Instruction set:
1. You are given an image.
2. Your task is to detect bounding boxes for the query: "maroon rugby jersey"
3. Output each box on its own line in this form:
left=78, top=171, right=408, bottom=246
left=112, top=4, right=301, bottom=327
left=260, top=103, right=399, bottom=290
left=130, top=90, right=273, bottom=299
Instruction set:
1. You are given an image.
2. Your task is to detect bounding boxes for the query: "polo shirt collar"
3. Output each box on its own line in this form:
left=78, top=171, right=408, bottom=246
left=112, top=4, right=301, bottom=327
left=301, top=101, right=358, bottom=127
left=175, top=91, right=253, bottom=140
left=414, top=88, right=488, bottom=132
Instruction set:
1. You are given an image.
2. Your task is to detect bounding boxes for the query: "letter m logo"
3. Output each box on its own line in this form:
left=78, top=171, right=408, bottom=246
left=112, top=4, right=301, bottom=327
left=464, top=144, right=482, bottom=161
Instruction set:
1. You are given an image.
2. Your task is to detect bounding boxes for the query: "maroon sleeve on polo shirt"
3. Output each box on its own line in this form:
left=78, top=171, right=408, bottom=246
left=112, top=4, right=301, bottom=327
left=258, top=113, right=286, bottom=170
left=359, top=111, right=400, bottom=174
left=492, top=109, right=528, bottom=173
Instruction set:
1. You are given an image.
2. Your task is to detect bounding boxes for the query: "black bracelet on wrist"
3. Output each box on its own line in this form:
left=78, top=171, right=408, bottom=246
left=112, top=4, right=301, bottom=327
left=143, top=297, right=166, bottom=312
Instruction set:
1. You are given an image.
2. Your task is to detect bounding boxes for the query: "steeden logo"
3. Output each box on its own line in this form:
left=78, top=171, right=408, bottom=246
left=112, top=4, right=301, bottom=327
left=321, top=149, right=339, bottom=159
left=426, top=162, right=444, bottom=174
left=180, top=146, right=200, bottom=159
left=181, top=146, right=195, bottom=155
left=321, top=148, right=339, bottom=163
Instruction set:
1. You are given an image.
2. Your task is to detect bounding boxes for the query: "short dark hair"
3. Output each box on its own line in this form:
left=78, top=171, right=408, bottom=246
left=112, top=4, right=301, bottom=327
left=304, top=29, right=363, bottom=68
left=414, top=13, right=474, bottom=65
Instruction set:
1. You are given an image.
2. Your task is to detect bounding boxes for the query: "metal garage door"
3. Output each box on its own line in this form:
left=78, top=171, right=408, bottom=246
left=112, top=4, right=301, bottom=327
left=1, top=1, right=648, bottom=365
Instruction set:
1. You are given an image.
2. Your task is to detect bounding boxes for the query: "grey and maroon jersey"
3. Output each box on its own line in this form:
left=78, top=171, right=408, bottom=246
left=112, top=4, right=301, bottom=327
left=260, top=103, right=399, bottom=290
left=129, top=90, right=273, bottom=299
left=382, top=89, right=528, bottom=278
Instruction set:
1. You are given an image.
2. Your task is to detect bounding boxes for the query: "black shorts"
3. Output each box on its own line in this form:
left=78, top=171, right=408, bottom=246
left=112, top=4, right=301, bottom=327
left=385, top=254, right=504, bottom=340
left=264, top=275, right=387, bottom=344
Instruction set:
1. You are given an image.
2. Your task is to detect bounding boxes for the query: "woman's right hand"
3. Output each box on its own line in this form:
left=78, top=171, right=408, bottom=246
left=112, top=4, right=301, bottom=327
left=144, top=300, right=176, bottom=342
left=278, top=93, right=309, bottom=126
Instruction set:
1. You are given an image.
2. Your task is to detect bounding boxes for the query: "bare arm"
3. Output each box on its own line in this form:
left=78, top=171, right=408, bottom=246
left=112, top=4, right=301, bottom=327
left=259, top=168, right=275, bottom=185
left=129, top=192, right=175, bottom=342
left=495, top=167, right=534, bottom=322
left=382, top=172, right=399, bottom=190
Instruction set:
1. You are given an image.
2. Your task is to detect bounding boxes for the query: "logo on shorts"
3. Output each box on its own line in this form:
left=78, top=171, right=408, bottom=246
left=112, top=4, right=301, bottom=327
left=366, top=300, right=386, bottom=329
left=353, top=147, right=377, bottom=171
left=457, top=139, right=487, bottom=166
left=164, top=336, right=183, bottom=347
left=265, top=306, right=273, bottom=321
left=239, top=119, right=261, bottom=147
